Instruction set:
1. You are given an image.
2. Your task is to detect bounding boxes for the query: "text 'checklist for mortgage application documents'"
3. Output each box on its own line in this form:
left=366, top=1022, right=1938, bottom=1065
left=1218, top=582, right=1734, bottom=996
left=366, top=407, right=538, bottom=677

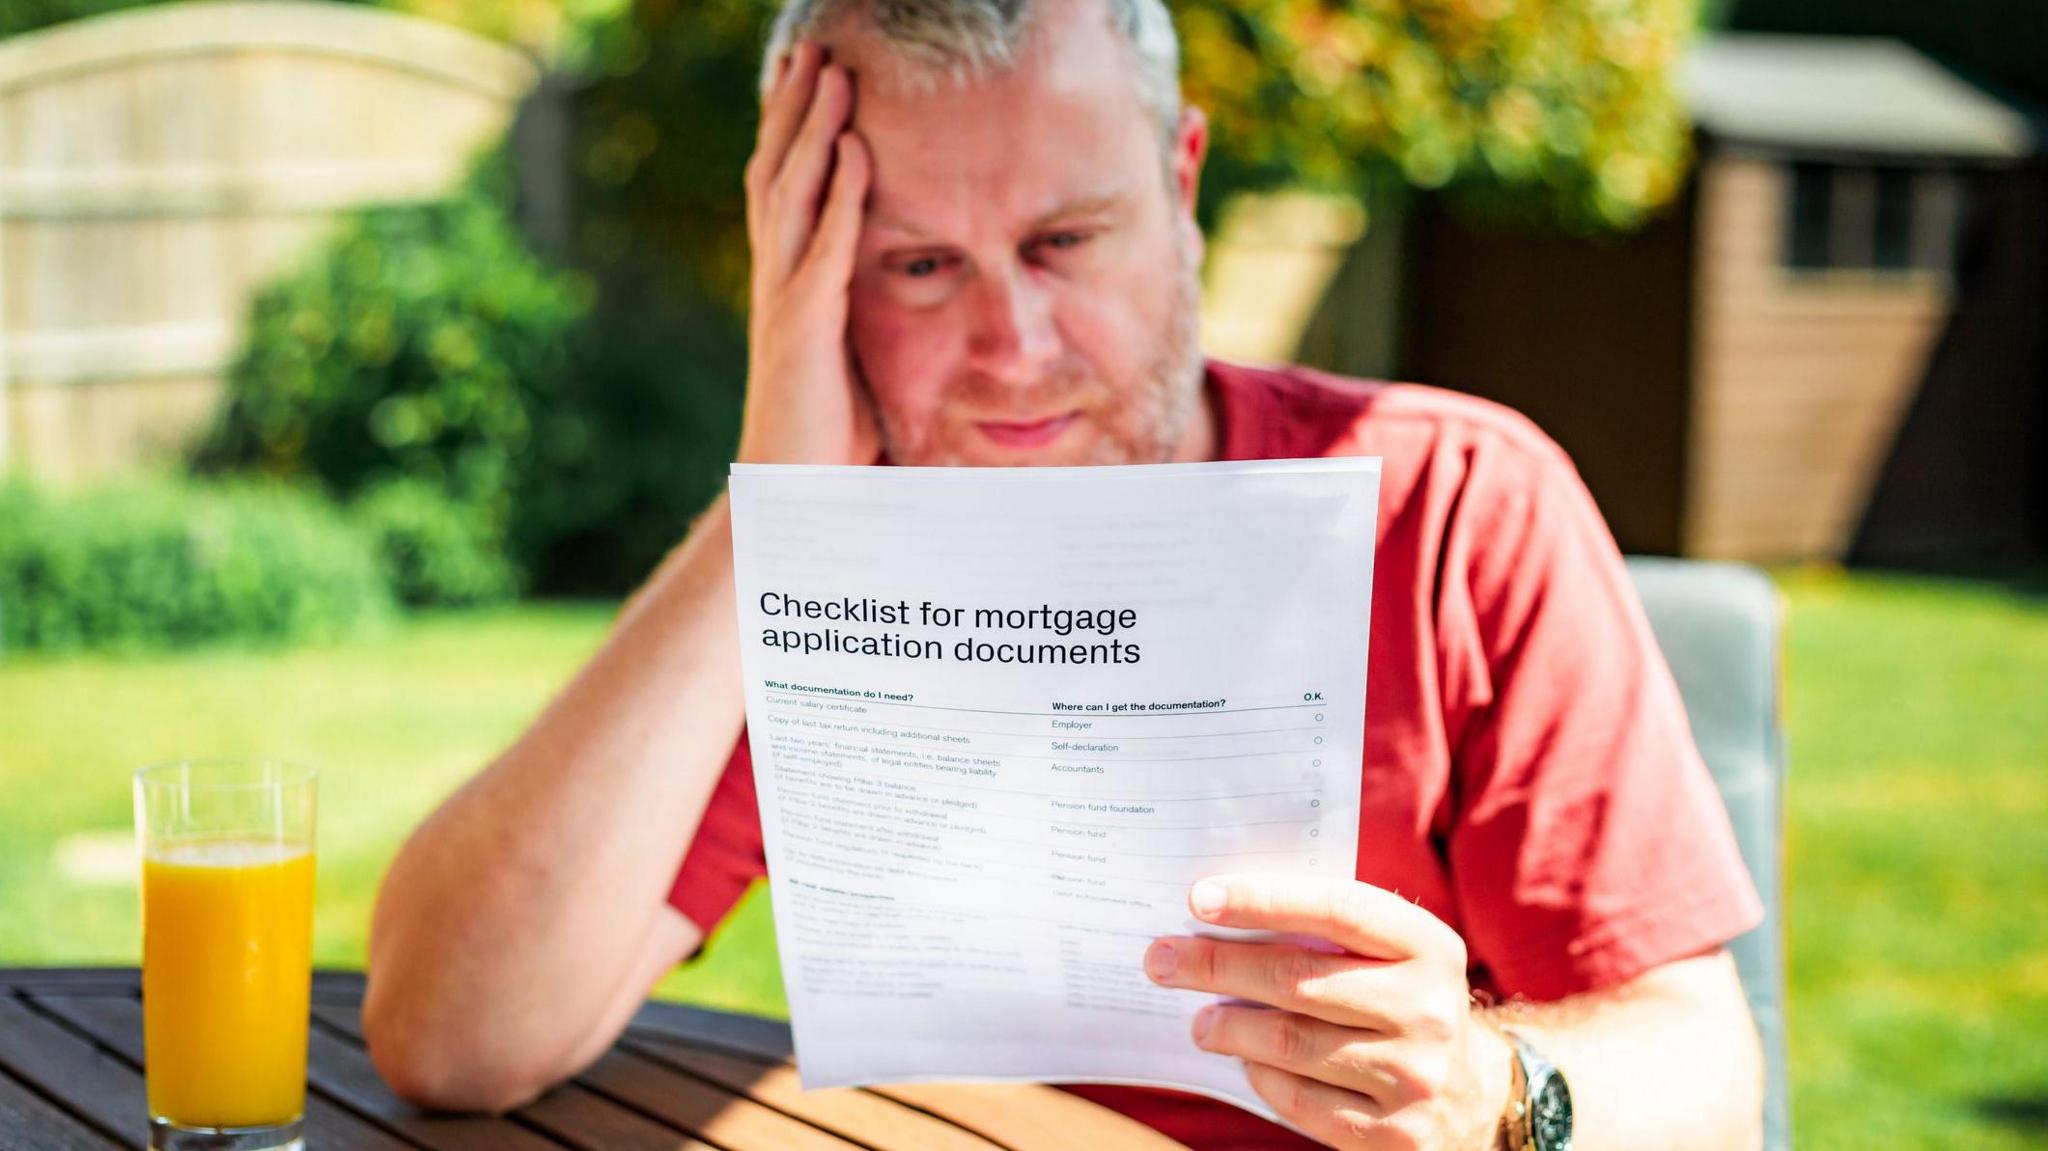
left=727, top=457, right=1382, bottom=1120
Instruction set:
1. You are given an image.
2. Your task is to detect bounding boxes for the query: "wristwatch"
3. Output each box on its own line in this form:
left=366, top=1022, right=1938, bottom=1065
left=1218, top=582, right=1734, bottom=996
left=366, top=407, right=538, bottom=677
left=1496, top=1028, right=1573, bottom=1151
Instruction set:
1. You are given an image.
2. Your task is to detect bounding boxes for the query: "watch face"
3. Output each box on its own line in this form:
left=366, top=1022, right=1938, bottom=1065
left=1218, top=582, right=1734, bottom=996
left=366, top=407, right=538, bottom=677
left=1533, top=1072, right=1574, bottom=1149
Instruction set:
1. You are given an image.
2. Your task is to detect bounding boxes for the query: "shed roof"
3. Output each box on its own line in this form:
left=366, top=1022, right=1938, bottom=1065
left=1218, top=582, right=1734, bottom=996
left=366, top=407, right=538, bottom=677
left=1685, top=34, right=2035, bottom=162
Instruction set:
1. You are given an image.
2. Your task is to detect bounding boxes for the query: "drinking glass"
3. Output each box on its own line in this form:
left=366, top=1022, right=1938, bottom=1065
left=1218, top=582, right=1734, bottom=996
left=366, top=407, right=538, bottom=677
left=134, top=760, right=317, bottom=1151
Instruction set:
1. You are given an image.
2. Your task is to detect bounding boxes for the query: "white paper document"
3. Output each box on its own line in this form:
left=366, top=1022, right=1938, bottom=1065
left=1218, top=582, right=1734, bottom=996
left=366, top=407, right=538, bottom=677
left=727, top=457, right=1382, bottom=1119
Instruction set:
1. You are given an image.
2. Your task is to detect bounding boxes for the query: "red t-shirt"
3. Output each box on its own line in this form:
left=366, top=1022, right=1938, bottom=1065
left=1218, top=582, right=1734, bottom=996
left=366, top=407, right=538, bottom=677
left=669, top=359, right=1764, bottom=1150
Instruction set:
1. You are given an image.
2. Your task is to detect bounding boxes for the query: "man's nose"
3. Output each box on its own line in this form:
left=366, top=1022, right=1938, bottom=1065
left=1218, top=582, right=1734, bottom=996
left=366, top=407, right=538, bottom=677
left=964, top=266, right=1060, bottom=385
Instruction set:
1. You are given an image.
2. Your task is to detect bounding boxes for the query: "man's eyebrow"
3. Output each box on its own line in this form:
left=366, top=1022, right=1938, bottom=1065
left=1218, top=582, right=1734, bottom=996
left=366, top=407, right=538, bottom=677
left=1027, top=192, right=1129, bottom=228
left=865, top=192, right=1131, bottom=242
left=865, top=208, right=937, bottom=240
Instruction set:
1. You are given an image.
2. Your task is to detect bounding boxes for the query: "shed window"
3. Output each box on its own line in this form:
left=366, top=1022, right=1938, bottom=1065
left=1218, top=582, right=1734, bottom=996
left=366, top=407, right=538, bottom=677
left=1782, top=162, right=1961, bottom=275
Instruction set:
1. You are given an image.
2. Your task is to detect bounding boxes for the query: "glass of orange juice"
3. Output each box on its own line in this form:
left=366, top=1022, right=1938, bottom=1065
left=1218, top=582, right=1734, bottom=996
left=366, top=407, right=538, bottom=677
left=134, top=760, right=317, bottom=1151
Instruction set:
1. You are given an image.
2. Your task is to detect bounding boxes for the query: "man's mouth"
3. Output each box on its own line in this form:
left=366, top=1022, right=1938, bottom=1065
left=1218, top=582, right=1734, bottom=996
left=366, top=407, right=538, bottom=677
left=974, top=411, right=1080, bottom=449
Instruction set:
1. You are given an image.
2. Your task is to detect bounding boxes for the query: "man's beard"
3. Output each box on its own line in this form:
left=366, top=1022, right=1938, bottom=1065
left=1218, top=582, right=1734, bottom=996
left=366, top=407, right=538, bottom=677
left=872, top=230, right=1206, bottom=467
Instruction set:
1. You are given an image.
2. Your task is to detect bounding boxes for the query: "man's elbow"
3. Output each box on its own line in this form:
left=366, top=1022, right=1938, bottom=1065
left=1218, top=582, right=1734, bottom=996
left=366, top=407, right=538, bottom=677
left=1712, top=1018, right=1766, bottom=1151
left=1688, top=949, right=1768, bottom=1150
left=362, top=974, right=554, bottom=1114
left=1717, top=963, right=1767, bottom=1145
left=1732, top=1002, right=1768, bottom=1151
left=1624, top=949, right=1766, bottom=1147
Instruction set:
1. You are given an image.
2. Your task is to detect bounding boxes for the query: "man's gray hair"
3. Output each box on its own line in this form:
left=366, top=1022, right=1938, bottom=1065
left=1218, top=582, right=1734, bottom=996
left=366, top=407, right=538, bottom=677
left=762, top=0, right=1183, bottom=148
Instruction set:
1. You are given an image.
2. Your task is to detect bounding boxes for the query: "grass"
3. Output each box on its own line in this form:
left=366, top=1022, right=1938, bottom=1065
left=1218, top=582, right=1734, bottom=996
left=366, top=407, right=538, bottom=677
left=1, top=570, right=2042, bottom=1146
left=0, top=603, right=783, bottom=1017
left=1773, top=568, right=2048, bottom=1151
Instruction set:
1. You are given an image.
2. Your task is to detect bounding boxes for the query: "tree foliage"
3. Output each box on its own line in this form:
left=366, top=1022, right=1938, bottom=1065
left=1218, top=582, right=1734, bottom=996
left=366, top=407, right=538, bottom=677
left=1179, top=0, right=1702, bottom=229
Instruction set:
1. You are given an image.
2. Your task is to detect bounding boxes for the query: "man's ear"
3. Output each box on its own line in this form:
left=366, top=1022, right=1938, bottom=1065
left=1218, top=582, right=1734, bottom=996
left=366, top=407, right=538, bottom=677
left=1171, top=105, right=1209, bottom=214
left=1171, top=105, right=1209, bottom=254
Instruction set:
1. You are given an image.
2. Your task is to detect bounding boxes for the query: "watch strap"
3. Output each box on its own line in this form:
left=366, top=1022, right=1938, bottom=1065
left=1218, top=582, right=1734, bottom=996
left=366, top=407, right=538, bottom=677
left=1495, top=1027, right=1533, bottom=1151
left=1497, top=1028, right=1570, bottom=1151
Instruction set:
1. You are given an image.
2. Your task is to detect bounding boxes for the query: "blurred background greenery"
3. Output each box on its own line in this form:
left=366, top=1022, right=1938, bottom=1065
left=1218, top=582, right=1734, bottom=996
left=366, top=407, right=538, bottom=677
left=1, top=2, right=2043, bottom=1149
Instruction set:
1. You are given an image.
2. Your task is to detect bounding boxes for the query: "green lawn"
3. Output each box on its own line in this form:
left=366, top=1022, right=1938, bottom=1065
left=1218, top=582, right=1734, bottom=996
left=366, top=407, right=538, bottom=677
left=1, top=571, right=2042, bottom=1147
left=0, top=604, right=783, bottom=1017
left=1772, top=569, right=2048, bottom=1151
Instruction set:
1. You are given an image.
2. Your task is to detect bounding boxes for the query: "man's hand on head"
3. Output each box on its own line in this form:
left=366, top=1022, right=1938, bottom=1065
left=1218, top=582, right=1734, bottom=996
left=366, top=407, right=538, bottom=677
left=1145, top=874, right=1514, bottom=1151
left=739, top=39, right=883, bottom=467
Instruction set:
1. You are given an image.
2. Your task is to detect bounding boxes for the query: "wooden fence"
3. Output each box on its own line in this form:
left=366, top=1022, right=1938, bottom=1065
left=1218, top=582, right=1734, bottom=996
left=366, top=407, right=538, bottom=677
left=0, top=0, right=537, bottom=483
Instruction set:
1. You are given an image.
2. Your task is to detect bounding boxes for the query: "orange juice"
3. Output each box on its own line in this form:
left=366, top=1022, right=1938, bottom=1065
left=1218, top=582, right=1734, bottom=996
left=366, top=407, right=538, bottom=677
left=141, top=840, right=315, bottom=1128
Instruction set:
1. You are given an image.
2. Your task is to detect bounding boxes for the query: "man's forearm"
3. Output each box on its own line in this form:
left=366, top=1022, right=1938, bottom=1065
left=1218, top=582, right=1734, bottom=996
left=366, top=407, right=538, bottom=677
left=364, top=493, right=743, bottom=1103
left=1479, top=951, right=1763, bottom=1151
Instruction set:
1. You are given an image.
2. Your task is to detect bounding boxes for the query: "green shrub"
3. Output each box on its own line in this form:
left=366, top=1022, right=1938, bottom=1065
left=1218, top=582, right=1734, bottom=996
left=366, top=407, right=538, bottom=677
left=191, top=179, right=593, bottom=577
left=513, top=291, right=746, bottom=594
left=352, top=477, right=520, bottom=608
left=0, top=480, right=392, bottom=656
left=198, top=158, right=747, bottom=596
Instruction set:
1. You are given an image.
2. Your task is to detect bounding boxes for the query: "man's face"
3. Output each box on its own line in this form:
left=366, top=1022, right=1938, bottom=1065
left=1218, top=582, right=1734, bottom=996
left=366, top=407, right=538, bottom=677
left=838, top=0, right=1210, bottom=467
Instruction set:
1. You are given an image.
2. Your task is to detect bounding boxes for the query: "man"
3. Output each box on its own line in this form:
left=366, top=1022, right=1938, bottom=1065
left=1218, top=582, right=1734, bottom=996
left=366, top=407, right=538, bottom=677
left=364, top=0, right=1767, bottom=1147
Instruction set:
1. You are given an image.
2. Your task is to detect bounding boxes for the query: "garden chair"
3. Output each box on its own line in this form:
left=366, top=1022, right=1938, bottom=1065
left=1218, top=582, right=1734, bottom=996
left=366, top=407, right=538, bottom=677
left=1627, top=557, right=1791, bottom=1151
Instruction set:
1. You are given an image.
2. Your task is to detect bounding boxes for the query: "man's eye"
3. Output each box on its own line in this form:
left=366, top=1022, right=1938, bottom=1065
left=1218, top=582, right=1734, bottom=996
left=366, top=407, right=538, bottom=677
left=899, top=256, right=947, bottom=278
left=1039, top=232, right=1088, bottom=251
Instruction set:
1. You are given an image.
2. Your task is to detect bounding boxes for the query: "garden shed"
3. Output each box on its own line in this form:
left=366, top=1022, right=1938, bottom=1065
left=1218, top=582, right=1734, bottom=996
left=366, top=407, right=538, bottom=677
left=1393, top=35, right=2041, bottom=562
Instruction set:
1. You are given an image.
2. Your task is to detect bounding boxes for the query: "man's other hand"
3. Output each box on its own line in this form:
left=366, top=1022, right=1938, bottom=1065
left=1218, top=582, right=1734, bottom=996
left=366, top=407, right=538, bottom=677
left=739, top=40, right=882, bottom=467
left=1144, top=874, right=1513, bottom=1151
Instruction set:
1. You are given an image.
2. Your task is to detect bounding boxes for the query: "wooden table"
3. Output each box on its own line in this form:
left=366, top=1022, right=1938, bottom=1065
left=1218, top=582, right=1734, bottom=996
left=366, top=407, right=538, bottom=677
left=0, top=969, right=1188, bottom=1150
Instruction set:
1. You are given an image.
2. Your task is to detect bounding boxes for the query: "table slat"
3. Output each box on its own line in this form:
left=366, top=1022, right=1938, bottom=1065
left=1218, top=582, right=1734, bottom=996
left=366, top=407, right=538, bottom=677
left=625, top=1037, right=1007, bottom=1151
left=0, top=968, right=137, bottom=990
left=315, top=970, right=377, bottom=1004
left=515, top=1087, right=723, bottom=1151
left=0, top=1065, right=125, bottom=1151
left=312, top=1000, right=371, bottom=1041
left=628, top=1000, right=794, bottom=1061
left=298, top=1020, right=572, bottom=1151
left=30, top=993, right=419, bottom=1151
left=309, top=1004, right=721, bottom=1150
left=873, top=1082, right=1194, bottom=1151
left=576, top=1048, right=872, bottom=1151
left=0, top=996, right=147, bottom=1149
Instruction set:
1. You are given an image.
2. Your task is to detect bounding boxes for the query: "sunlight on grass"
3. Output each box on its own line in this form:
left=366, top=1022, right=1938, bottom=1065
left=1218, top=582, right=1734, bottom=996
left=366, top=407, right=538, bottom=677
left=1774, top=567, right=2048, bottom=1151
left=0, top=605, right=613, bottom=968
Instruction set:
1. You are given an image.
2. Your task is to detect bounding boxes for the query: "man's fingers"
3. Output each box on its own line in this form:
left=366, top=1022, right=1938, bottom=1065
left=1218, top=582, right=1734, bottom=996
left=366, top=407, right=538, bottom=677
left=1241, top=1061, right=1388, bottom=1149
left=767, top=63, right=854, bottom=281
left=1144, top=937, right=1401, bottom=1031
left=1187, top=874, right=1456, bottom=964
left=1195, top=1005, right=1407, bottom=1104
left=747, top=40, right=824, bottom=209
left=795, top=132, right=869, bottom=288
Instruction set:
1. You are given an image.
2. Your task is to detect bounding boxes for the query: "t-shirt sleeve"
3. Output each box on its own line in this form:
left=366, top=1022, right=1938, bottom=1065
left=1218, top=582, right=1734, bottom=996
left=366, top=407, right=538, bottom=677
left=1438, top=431, right=1765, bottom=1002
left=666, top=728, right=768, bottom=939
